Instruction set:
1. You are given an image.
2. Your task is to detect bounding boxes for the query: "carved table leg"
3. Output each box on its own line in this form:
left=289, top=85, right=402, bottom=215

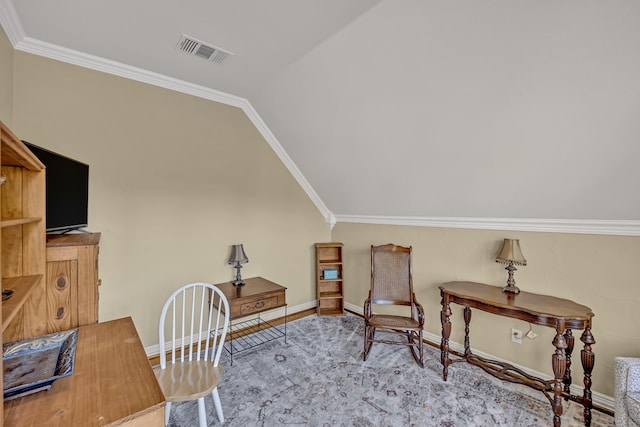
left=551, top=321, right=568, bottom=427
left=563, top=329, right=574, bottom=398
left=463, top=306, right=471, bottom=358
left=580, top=327, right=595, bottom=427
left=440, top=291, right=452, bottom=381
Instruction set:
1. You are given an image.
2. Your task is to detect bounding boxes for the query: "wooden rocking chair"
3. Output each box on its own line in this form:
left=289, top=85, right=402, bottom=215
left=363, top=244, right=425, bottom=367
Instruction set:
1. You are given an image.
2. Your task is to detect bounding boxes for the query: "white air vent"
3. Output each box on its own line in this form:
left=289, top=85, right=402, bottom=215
left=176, top=35, right=233, bottom=64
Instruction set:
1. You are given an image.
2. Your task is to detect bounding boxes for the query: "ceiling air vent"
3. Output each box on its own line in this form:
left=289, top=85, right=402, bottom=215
left=176, top=35, right=233, bottom=64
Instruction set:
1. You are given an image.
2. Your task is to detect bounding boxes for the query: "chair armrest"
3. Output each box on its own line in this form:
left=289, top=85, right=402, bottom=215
left=364, top=291, right=372, bottom=318
left=617, top=357, right=640, bottom=394
left=615, top=356, right=640, bottom=424
left=412, top=293, right=425, bottom=326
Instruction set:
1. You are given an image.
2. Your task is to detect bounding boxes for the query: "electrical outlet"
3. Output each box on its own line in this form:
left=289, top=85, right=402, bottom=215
left=511, top=328, right=522, bottom=344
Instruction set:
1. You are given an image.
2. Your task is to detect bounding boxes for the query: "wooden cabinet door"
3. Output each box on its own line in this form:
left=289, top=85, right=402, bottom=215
left=45, top=257, right=78, bottom=332
left=45, top=240, right=99, bottom=333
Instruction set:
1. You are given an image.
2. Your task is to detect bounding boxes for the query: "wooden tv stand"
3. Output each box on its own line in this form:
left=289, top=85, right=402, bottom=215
left=45, top=233, right=101, bottom=331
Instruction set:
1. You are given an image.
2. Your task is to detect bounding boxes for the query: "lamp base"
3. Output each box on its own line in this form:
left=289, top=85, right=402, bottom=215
left=502, top=263, right=520, bottom=294
left=232, top=263, right=245, bottom=286
left=502, top=285, right=520, bottom=294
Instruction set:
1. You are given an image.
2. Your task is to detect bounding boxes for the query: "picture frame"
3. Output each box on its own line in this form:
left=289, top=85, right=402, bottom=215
left=323, top=269, right=339, bottom=280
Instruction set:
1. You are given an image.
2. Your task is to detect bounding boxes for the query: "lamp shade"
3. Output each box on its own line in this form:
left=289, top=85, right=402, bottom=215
left=228, top=244, right=249, bottom=265
left=495, top=239, right=527, bottom=266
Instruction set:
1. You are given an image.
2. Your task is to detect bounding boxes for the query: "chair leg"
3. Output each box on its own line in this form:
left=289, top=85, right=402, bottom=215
left=363, top=324, right=368, bottom=361
left=407, top=330, right=425, bottom=368
left=197, top=397, right=207, bottom=427
left=164, top=401, right=172, bottom=426
left=418, top=330, right=424, bottom=368
left=363, top=324, right=374, bottom=361
left=212, top=387, right=225, bottom=424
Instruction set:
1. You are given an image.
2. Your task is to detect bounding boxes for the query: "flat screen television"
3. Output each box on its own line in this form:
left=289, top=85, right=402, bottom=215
left=23, top=141, right=89, bottom=232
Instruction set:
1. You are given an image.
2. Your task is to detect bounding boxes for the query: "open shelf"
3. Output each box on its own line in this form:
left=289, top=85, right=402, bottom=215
left=2, top=275, right=42, bottom=330
left=223, top=317, right=285, bottom=354
left=319, top=291, right=343, bottom=299
left=1, top=217, right=42, bottom=228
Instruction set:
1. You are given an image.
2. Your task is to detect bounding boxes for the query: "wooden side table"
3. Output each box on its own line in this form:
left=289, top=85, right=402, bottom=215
left=439, top=281, right=595, bottom=427
left=214, top=277, right=287, bottom=365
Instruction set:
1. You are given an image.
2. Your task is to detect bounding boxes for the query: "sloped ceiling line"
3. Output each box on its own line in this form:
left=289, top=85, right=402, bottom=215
left=2, top=6, right=639, bottom=236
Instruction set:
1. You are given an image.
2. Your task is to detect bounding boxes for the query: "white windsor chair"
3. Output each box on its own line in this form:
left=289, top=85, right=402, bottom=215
left=154, top=282, right=230, bottom=426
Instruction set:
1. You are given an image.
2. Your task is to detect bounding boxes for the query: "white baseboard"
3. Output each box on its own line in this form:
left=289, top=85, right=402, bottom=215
left=145, top=301, right=316, bottom=358
left=344, top=302, right=614, bottom=411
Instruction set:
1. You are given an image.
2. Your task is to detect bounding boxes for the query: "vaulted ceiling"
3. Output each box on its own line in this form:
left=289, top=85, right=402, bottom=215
left=2, top=1, right=640, bottom=231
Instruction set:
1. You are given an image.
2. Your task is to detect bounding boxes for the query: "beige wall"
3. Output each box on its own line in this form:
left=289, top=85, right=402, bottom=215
left=333, top=222, right=640, bottom=397
left=8, top=51, right=331, bottom=347
left=0, top=29, right=13, bottom=125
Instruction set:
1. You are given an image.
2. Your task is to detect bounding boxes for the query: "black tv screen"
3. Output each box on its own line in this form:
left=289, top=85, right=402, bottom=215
left=24, top=141, right=89, bottom=232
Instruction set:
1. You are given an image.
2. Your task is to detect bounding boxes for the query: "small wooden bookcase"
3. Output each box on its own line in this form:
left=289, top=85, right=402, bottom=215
left=315, top=242, right=344, bottom=316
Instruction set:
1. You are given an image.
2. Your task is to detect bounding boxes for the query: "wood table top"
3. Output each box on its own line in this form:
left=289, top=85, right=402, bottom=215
left=214, top=276, right=287, bottom=302
left=4, top=317, right=165, bottom=426
left=440, top=281, right=593, bottom=328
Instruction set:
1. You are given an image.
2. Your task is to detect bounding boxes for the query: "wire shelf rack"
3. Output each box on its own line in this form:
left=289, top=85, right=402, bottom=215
left=219, top=314, right=286, bottom=364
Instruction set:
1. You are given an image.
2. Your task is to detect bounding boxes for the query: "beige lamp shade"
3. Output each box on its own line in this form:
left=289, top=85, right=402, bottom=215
left=495, top=239, right=527, bottom=266
left=228, top=244, right=249, bottom=265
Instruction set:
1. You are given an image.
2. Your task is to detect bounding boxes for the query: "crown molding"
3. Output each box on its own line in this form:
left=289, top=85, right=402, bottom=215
left=0, top=8, right=334, bottom=226
left=335, top=215, right=640, bottom=236
left=0, top=0, right=23, bottom=46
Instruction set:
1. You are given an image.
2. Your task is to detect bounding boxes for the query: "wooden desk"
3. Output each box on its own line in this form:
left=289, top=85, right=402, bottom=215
left=4, top=317, right=165, bottom=426
left=214, top=277, right=287, bottom=365
left=439, top=281, right=595, bottom=427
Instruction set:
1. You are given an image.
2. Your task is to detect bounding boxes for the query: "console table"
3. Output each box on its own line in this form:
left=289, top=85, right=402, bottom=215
left=214, top=277, right=287, bottom=365
left=3, top=317, right=165, bottom=426
left=439, top=281, right=595, bottom=427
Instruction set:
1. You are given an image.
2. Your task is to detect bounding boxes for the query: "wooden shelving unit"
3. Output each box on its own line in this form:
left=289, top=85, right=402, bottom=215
left=1, top=120, right=48, bottom=422
left=315, top=242, right=344, bottom=316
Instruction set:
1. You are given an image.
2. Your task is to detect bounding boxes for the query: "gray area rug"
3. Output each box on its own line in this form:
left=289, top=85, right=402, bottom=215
left=168, top=314, right=614, bottom=426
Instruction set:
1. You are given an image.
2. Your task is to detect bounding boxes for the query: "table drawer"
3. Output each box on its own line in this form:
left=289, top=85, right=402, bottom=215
left=230, top=290, right=286, bottom=319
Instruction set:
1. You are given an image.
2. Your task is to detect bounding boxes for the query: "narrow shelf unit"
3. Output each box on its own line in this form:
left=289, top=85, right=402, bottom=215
left=315, top=242, right=344, bottom=316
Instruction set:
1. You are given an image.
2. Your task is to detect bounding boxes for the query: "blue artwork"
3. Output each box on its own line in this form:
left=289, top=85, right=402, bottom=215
left=3, top=328, right=78, bottom=400
left=323, top=269, right=339, bottom=280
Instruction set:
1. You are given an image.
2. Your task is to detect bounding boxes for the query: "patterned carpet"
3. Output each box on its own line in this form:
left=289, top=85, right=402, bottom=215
left=168, top=314, right=614, bottom=426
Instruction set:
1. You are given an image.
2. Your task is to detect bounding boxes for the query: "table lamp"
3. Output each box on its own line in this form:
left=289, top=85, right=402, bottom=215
left=495, top=238, right=527, bottom=294
left=228, top=244, right=249, bottom=286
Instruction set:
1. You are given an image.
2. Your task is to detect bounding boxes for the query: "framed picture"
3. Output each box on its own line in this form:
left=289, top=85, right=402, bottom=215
left=323, top=269, right=338, bottom=280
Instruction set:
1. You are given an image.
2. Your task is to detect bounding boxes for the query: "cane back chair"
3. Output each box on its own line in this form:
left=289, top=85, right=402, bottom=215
left=154, top=282, right=230, bottom=427
left=364, top=244, right=425, bottom=367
